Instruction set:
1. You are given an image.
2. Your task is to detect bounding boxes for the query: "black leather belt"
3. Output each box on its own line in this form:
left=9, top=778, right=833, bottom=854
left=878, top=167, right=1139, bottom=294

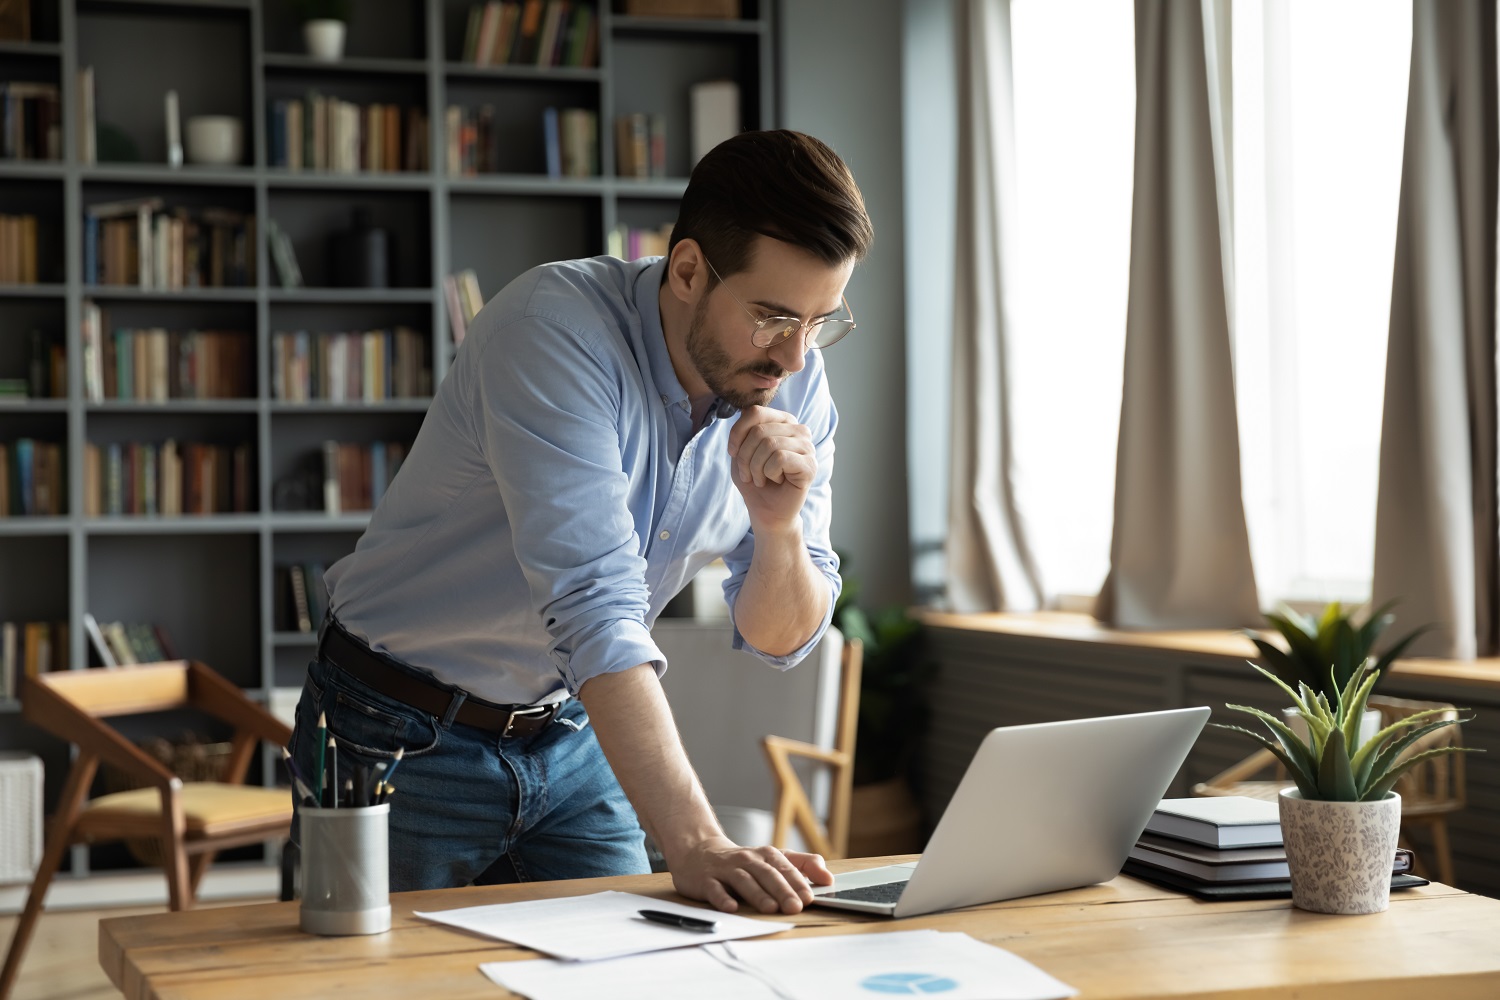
left=318, top=622, right=560, bottom=738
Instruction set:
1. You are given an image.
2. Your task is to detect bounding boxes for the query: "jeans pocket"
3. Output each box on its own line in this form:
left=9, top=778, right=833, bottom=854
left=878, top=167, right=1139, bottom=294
left=321, top=666, right=441, bottom=760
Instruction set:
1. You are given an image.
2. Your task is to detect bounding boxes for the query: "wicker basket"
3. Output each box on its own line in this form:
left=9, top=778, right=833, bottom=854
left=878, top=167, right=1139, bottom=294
left=103, top=735, right=232, bottom=866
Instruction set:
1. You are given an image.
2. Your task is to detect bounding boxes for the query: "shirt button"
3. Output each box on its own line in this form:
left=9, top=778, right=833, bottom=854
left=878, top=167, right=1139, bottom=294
left=659, top=530, right=670, bottom=540
left=660, top=394, right=668, bottom=404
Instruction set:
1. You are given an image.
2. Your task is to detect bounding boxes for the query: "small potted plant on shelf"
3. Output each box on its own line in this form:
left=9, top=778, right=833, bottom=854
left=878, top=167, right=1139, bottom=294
left=295, top=0, right=351, bottom=62
left=1217, top=659, right=1476, bottom=913
left=1247, top=601, right=1432, bottom=747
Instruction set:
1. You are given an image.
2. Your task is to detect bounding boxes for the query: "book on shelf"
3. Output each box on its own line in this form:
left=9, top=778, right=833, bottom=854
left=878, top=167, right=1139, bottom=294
left=0, top=438, right=64, bottom=516
left=275, top=563, right=330, bottom=633
left=0, top=213, right=40, bottom=284
left=319, top=439, right=409, bottom=514
left=1143, top=796, right=1283, bottom=849
left=265, top=218, right=303, bottom=289
left=608, top=222, right=673, bottom=262
left=461, top=1, right=597, bottom=68
left=442, top=269, right=484, bottom=346
left=77, top=65, right=95, bottom=165
left=1, top=81, right=61, bottom=161
left=614, top=112, right=666, bottom=180
left=82, top=612, right=115, bottom=667
left=0, top=621, right=68, bottom=696
left=267, top=94, right=428, bottom=173
left=444, top=103, right=497, bottom=176
left=83, top=318, right=254, bottom=402
left=543, top=107, right=597, bottom=179
left=690, top=79, right=740, bottom=166
left=83, top=439, right=252, bottom=516
left=271, top=327, right=431, bottom=402
left=83, top=200, right=255, bottom=290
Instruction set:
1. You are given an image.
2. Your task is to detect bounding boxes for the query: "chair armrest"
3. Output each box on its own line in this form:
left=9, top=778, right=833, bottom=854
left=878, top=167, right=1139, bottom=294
left=762, top=735, right=848, bottom=768
left=187, top=661, right=294, bottom=747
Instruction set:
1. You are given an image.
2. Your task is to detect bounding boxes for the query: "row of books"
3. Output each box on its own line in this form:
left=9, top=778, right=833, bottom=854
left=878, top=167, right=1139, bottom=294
left=0, top=439, right=64, bottom=517
left=0, top=213, right=40, bottom=284
left=0, top=330, right=64, bottom=402
left=442, top=269, right=485, bottom=346
left=322, top=440, right=410, bottom=514
left=0, top=622, right=67, bottom=699
left=267, top=97, right=430, bottom=174
left=0, top=82, right=60, bottom=161
left=270, top=328, right=433, bottom=403
left=1124, top=797, right=1413, bottom=896
left=544, top=106, right=598, bottom=178
left=82, top=440, right=253, bottom=517
left=608, top=222, right=673, bottom=262
left=614, top=113, right=667, bottom=179
left=460, top=0, right=599, bottom=68
left=83, top=199, right=256, bottom=289
left=82, top=613, right=178, bottom=668
left=81, top=311, right=255, bottom=402
left=444, top=104, right=502, bottom=176
left=274, top=563, right=330, bottom=634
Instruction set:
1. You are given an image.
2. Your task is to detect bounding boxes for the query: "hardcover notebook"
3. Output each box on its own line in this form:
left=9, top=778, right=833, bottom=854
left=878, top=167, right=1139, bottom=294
left=1144, top=796, right=1283, bottom=849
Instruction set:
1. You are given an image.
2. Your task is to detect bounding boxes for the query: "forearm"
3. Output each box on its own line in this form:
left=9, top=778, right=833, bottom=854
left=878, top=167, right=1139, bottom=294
left=733, top=520, right=830, bottom=657
left=578, top=664, right=722, bottom=862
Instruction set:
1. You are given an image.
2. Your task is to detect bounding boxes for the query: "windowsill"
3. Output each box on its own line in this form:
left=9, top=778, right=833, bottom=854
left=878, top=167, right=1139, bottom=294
left=914, top=609, right=1500, bottom=690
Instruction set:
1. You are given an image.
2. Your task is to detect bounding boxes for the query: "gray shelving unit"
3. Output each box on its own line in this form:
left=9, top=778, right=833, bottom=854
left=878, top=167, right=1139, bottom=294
left=0, top=0, right=775, bottom=882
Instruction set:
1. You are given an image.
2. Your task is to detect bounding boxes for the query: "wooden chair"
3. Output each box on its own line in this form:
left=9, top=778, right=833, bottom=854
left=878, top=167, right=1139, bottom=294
left=1193, top=695, right=1467, bottom=885
left=761, top=639, right=862, bottom=859
left=1, top=661, right=294, bottom=999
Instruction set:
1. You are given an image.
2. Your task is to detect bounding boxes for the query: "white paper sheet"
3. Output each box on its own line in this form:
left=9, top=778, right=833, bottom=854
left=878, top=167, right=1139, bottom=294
left=415, top=890, right=786, bottom=962
left=479, top=929, right=1078, bottom=1000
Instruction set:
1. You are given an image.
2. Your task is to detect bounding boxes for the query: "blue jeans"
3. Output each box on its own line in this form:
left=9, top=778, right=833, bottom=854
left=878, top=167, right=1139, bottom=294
left=288, top=654, right=648, bottom=891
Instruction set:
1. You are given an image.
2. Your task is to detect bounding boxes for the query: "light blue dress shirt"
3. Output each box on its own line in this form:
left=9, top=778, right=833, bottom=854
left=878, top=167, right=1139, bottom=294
left=325, top=255, right=841, bottom=706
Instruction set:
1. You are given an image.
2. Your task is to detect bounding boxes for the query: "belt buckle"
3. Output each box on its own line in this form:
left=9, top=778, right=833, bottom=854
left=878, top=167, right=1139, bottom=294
left=502, top=704, right=551, bottom=738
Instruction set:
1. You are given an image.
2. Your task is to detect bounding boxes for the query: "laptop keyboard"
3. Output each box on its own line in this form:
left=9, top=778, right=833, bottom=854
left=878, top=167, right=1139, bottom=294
left=820, top=880, right=909, bottom=904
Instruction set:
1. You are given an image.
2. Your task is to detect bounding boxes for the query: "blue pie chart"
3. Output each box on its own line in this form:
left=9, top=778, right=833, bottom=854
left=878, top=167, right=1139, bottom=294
left=860, top=972, right=960, bottom=994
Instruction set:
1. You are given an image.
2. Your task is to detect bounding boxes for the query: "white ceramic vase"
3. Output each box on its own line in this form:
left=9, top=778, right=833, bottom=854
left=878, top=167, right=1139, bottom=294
left=1279, top=788, right=1402, bottom=914
left=304, top=19, right=346, bottom=61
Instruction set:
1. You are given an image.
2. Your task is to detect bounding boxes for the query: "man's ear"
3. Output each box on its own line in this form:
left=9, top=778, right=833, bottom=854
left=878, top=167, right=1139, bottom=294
left=665, top=239, right=706, bottom=305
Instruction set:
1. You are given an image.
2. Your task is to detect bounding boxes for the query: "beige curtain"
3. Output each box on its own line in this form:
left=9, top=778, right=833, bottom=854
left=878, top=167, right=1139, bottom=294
left=945, top=0, right=1045, bottom=613
left=1371, top=1, right=1498, bottom=660
left=1094, top=0, right=1262, bottom=629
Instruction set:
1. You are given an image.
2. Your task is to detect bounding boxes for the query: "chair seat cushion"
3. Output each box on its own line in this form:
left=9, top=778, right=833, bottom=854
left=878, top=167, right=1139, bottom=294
left=80, top=783, right=292, bottom=838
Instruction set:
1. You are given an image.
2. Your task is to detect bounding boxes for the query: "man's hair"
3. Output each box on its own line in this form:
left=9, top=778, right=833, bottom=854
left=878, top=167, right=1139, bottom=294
left=668, top=130, right=874, bottom=281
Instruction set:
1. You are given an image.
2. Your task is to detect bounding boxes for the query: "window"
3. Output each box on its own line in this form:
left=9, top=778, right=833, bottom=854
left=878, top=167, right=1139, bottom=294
left=1009, top=0, right=1135, bottom=601
left=1232, top=0, right=1411, bottom=605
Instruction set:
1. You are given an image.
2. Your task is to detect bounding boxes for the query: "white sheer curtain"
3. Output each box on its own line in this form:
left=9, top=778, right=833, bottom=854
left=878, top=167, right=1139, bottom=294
left=945, top=0, right=1045, bottom=613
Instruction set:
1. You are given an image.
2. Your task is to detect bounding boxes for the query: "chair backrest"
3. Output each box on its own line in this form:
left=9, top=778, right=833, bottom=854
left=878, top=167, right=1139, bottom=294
left=39, top=662, right=192, bottom=717
left=1368, top=695, right=1465, bottom=808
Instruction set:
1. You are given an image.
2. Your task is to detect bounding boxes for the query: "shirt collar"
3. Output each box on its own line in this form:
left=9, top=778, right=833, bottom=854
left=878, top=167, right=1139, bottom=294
left=636, top=258, right=691, bottom=410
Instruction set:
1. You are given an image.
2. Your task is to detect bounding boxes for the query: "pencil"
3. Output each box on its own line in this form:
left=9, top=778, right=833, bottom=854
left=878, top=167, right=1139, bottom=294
left=380, top=747, right=405, bottom=789
left=326, top=735, right=338, bottom=808
left=315, top=712, right=327, bottom=806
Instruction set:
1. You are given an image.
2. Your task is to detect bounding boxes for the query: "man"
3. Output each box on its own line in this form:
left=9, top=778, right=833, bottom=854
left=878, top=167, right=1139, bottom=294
left=290, top=129, right=873, bottom=915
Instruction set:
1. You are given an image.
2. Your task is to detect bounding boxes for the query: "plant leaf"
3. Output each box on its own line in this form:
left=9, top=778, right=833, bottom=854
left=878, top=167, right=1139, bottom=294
left=1362, top=746, right=1483, bottom=801
left=1224, top=703, right=1320, bottom=778
left=1339, top=666, right=1380, bottom=749
left=1370, top=624, right=1436, bottom=676
left=1247, top=661, right=1315, bottom=714
left=1360, top=714, right=1472, bottom=795
left=1357, top=599, right=1398, bottom=653
left=1208, top=722, right=1319, bottom=798
left=1315, top=727, right=1357, bottom=801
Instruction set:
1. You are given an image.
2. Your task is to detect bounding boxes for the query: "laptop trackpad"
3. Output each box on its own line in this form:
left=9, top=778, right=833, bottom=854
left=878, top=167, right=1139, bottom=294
left=812, top=862, right=920, bottom=896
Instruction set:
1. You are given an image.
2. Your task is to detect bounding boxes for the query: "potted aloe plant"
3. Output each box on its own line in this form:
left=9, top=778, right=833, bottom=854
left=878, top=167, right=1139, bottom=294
left=1217, top=660, right=1476, bottom=913
left=1247, top=601, right=1431, bottom=747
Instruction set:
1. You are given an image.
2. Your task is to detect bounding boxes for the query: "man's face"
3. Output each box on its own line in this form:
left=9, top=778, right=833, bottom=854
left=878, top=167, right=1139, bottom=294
left=685, top=237, right=854, bottom=410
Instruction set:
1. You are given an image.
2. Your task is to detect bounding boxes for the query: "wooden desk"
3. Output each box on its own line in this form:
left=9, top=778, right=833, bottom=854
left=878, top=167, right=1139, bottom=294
left=99, top=858, right=1500, bottom=1000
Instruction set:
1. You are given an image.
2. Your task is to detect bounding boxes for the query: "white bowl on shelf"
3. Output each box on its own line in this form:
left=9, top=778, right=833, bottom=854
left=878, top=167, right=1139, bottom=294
left=185, top=116, right=243, bottom=167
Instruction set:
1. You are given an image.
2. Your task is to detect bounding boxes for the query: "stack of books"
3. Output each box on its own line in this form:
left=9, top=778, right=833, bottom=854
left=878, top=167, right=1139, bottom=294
left=1124, top=796, right=1415, bottom=899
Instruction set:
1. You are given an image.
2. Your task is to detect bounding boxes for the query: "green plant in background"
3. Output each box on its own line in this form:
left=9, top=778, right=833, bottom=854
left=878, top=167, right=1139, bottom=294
left=832, top=560, right=933, bottom=786
left=1215, top=660, right=1478, bottom=802
left=1248, top=601, right=1432, bottom=701
left=292, top=0, right=352, bottom=21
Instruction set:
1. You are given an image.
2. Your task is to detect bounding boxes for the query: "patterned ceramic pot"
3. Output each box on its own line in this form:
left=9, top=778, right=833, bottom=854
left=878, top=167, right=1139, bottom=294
left=1279, top=788, right=1402, bottom=914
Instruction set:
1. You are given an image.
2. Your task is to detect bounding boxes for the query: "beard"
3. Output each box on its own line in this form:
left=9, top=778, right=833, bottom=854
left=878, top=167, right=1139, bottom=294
left=686, top=295, right=788, bottom=410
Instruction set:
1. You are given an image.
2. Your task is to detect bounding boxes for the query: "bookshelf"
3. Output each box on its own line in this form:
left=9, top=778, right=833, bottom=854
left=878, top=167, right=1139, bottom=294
left=0, top=0, right=775, bottom=882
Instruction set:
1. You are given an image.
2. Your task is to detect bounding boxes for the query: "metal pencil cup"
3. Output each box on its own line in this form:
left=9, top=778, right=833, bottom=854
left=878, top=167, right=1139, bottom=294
left=299, top=802, right=391, bottom=935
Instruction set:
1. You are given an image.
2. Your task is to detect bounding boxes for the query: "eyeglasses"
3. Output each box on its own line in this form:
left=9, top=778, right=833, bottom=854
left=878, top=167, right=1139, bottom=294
left=702, top=256, right=856, bottom=350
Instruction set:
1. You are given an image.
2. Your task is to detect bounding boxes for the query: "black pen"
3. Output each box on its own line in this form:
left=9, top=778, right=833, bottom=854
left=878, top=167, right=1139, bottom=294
left=638, top=909, right=718, bottom=932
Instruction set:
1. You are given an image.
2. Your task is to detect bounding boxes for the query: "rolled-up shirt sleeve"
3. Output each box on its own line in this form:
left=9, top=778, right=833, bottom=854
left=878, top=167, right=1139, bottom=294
left=721, top=358, right=842, bottom=670
left=469, top=311, right=665, bottom=694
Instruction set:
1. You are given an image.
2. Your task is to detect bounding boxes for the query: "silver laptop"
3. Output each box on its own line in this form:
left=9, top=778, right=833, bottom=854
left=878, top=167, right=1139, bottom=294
left=810, top=706, right=1210, bottom=918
